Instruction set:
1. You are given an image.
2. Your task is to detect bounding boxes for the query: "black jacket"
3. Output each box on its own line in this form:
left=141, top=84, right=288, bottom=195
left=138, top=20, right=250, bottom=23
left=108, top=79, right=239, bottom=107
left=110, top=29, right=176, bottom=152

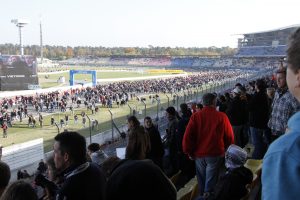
left=177, top=113, right=191, bottom=153
left=145, top=126, right=164, bottom=166
left=226, top=96, right=248, bottom=126
left=210, top=166, right=253, bottom=200
left=248, top=91, right=269, bottom=129
left=57, top=162, right=106, bottom=200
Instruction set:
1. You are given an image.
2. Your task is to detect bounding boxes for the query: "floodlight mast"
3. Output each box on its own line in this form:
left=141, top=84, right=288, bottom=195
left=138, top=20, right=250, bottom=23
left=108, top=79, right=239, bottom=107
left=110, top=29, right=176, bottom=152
left=11, top=19, right=29, bottom=56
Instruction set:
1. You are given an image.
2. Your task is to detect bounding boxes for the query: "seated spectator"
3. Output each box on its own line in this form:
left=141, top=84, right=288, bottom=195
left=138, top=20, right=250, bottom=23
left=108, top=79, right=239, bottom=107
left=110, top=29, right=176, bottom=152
left=53, top=131, right=106, bottom=200
left=34, top=155, right=61, bottom=200
left=106, top=159, right=176, bottom=200
left=0, top=161, right=10, bottom=198
left=17, top=170, right=30, bottom=180
left=87, top=143, right=108, bottom=166
left=1, top=180, right=38, bottom=200
left=37, top=159, right=47, bottom=175
left=101, top=156, right=121, bottom=180
left=209, top=144, right=253, bottom=200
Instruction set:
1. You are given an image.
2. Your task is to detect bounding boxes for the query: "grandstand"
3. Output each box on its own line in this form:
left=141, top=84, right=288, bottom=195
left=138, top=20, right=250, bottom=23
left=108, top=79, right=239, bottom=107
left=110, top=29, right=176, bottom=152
left=235, top=24, right=300, bottom=57
left=58, top=26, right=300, bottom=73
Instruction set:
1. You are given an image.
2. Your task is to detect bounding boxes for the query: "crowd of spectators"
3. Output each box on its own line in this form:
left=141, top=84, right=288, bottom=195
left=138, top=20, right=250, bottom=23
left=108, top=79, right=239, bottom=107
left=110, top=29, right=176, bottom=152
left=235, top=45, right=287, bottom=57
left=0, top=63, right=299, bottom=199
left=60, top=56, right=280, bottom=70
left=1, top=28, right=300, bottom=200
left=0, top=69, right=246, bottom=137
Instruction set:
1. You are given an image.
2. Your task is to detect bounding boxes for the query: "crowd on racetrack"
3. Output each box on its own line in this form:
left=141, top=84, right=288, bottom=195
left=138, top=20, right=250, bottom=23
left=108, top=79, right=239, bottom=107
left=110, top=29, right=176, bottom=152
left=0, top=70, right=246, bottom=127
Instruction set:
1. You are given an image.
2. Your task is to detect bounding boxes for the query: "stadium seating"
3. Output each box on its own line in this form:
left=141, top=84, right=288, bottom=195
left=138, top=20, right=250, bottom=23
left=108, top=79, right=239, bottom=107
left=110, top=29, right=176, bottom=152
left=170, top=170, right=182, bottom=186
left=244, top=159, right=263, bottom=179
left=236, top=45, right=287, bottom=57
left=177, top=176, right=198, bottom=200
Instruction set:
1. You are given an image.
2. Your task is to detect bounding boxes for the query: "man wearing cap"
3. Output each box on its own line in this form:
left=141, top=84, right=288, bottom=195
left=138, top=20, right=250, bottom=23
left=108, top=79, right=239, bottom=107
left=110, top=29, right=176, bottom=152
left=267, top=65, right=300, bottom=142
left=183, top=93, right=234, bottom=198
left=226, top=86, right=248, bottom=148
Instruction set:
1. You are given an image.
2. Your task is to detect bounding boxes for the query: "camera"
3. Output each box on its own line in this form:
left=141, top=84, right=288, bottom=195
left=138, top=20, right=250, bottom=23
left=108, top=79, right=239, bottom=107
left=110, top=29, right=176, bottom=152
left=35, top=174, right=58, bottom=195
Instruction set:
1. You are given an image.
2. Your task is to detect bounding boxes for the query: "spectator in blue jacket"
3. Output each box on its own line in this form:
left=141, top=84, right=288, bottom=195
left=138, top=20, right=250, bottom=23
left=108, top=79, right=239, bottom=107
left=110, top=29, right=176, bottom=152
left=262, top=27, right=300, bottom=200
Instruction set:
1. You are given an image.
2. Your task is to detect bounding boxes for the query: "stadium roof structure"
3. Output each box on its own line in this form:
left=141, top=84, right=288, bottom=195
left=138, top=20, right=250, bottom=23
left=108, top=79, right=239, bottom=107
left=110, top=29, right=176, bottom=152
left=235, top=24, right=300, bottom=36
left=236, top=24, right=300, bottom=49
left=234, top=24, right=300, bottom=57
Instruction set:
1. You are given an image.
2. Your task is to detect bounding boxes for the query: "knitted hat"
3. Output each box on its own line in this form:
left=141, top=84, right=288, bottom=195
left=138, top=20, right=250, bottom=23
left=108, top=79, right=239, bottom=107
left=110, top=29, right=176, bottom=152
left=225, top=144, right=248, bottom=169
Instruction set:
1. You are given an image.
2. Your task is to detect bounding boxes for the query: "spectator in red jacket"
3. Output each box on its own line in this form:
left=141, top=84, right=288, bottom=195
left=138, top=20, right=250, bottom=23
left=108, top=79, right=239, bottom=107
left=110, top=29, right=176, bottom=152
left=183, top=93, right=234, bottom=199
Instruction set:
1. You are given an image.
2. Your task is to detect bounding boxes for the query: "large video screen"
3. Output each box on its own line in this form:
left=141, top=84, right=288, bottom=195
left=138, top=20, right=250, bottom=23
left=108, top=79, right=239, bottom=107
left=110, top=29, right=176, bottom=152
left=0, top=55, right=39, bottom=91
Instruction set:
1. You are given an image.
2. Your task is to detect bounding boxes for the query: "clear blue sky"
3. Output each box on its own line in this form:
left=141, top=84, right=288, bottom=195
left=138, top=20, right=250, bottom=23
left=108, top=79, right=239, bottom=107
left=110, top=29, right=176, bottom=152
left=1, top=0, right=299, bottom=48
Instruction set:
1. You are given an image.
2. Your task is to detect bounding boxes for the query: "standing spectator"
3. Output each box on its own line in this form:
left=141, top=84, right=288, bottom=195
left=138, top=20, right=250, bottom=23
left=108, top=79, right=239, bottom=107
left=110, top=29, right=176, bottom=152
left=2, top=123, right=7, bottom=138
left=126, top=115, right=141, bottom=135
left=32, top=118, right=36, bottom=128
left=82, top=116, right=86, bottom=128
left=28, top=116, right=32, bottom=127
left=144, top=116, right=164, bottom=168
left=177, top=103, right=192, bottom=155
left=267, top=67, right=300, bottom=142
left=60, top=118, right=64, bottom=128
left=183, top=93, right=234, bottom=198
left=69, top=104, right=74, bottom=115
left=217, top=95, right=227, bottom=113
left=53, top=131, right=106, bottom=200
left=74, top=114, right=78, bottom=124
left=262, top=27, right=300, bottom=200
left=226, top=87, right=248, bottom=148
left=38, top=113, right=43, bottom=128
left=248, top=79, right=269, bottom=159
left=50, top=116, right=55, bottom=126
left=196, top=103, right=203, bottom=111
left=17, top=108, right=22, bottom=122
left=176, top=104, right=195, bottom=189
left=164, top=106, right=179, bottom=177
left=126, top=116, right=150, bottom=160
left=64, top=115, right=69, bottom=126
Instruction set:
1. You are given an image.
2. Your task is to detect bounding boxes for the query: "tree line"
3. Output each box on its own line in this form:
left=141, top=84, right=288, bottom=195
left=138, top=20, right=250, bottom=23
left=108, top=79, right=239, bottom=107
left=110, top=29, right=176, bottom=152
left=0, top=44, right=236, bottom=59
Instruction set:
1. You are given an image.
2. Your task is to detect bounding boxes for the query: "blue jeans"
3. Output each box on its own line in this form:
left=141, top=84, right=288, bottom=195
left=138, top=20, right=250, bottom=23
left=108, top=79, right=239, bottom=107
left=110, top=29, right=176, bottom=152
left=250, top=127, right=267, bottom=159
left=195, top=156, right=223, bottom=195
